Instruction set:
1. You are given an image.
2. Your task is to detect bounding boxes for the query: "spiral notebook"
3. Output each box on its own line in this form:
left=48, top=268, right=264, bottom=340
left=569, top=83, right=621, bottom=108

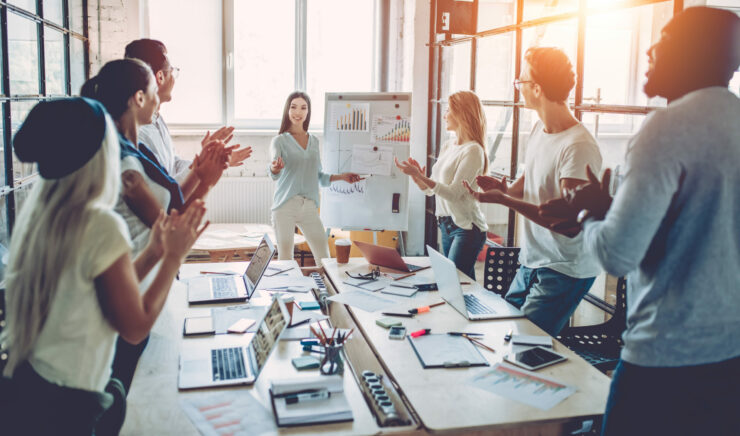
left=269, top=375, right=353, bottom=427
left=407, top=334, right=489, bottom=368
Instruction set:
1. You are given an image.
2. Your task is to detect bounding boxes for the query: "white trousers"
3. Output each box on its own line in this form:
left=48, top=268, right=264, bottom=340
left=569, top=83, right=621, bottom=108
left=271, top=196, right=330, bottom=266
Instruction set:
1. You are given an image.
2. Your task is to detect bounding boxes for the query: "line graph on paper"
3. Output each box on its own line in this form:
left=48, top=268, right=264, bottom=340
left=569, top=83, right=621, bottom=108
left=324, top=179, right=366, bottom=200
left=372, top=116, right=411, bottom=143
left=468, top=362, right=576, bottom=410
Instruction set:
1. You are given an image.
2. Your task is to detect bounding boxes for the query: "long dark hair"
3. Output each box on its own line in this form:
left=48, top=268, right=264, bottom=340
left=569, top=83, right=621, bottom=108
left=278, top=91, right=311, bottom=134
left=80, top=58, right=153, bottom=119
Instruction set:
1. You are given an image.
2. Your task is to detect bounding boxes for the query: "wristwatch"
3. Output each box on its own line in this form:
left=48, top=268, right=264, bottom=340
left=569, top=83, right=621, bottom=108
left=576, top=209, right=592, bottom=225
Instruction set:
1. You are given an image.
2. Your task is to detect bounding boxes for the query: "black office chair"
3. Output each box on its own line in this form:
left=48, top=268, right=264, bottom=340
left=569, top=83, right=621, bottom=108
left=482, top=243, right=520, bottom=297
left=556, top=277, right=627, bottom=373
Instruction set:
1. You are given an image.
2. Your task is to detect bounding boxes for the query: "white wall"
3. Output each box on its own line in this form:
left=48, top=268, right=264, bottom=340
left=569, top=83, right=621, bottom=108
left=87, top=0, right=142, bottom=74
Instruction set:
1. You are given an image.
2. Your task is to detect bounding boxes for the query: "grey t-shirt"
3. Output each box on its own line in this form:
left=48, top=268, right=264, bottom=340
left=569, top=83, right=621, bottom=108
left=583, top=87, right=740, bottom=367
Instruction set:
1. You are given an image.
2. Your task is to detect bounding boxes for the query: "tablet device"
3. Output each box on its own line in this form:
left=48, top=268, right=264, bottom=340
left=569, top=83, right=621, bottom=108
left=504, top=346, right=567, bottom=371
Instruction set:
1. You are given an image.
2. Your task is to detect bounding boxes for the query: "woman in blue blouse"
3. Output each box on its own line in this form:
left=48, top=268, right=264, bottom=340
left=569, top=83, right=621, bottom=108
left=269, top=92, right=362, bottom=266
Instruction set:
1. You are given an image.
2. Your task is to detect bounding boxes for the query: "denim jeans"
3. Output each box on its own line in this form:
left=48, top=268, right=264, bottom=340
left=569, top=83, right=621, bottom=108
left=602, top=356, right=740, bottom=436
left=504, top=265, right=595, bottom=336
left=438, top=216, right=486, bottom=280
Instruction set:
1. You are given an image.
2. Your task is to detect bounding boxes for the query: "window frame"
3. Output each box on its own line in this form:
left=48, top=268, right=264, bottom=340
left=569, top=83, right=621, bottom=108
left=0, top=0, right=89, bottom=238
left=426, top=0, right=686, bottom=248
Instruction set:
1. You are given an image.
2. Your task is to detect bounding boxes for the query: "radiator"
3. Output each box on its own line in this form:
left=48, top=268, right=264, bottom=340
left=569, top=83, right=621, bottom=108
left=203, top=177, right=275, bottom=224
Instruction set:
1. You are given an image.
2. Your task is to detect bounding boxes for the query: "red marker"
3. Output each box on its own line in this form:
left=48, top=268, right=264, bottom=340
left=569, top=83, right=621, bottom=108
left=410, top=328, right=431, bottom=338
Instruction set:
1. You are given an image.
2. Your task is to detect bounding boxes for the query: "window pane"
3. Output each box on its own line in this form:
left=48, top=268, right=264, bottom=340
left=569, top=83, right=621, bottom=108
left=478, top=0, right=516, bottom=31
left=10, top=100, right=38, bottom=181
left=484, top=105, right=514, bottom=177
left=69, top=0, right=85, bottom=33
left=583, top=2, right=672, bottom=107
left=730, top=71, right=739, bottom=97
left=581, top=112, right=646, bottom=175
left=13, top=181, right=36, bottom=216
left=8, top=13, right=40, bottom=96
left=443, top=41, right=471, bottom=95
left=70, top=36, right=85, bottom=95
left=521, top=19, right=578, bottom=102
left=0, top=104, right=5, bottom=184
left=306, top=0, right=375, bottom=128
left=233, top=0, right=293, bottom=122
left=7, top=0, right=36, bottom=13
left=43, top=0, right=64, bottom=25
left=0, top=196, right=8, bottom=262
left=44, top=27, right=66, bottom=95
left=476, top=34, right=515, bottom=101
left=149, top=0, right=222, bottom=124
left=523, top=0, right=578, bottom=22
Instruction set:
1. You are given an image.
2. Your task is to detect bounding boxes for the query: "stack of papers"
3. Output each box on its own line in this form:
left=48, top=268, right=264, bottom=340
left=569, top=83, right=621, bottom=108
left=270, top=375, right=353, bottom=426
left=258, top=275, right=316, bottom=293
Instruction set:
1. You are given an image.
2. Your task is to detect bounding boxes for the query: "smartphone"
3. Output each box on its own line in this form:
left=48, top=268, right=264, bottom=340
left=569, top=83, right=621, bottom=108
left=388, top=326, right=406, bottom=340
left=504, top=346, right=567, bottom=371
left=415, top=283, right=438, bottom=292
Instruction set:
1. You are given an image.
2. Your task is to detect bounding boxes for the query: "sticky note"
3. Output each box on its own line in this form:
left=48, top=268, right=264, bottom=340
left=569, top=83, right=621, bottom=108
left=292, top=356, right=320, bottom=370
left=227, top=318, right=255, bottom=333
left=298, top=301, right=321, bottom=310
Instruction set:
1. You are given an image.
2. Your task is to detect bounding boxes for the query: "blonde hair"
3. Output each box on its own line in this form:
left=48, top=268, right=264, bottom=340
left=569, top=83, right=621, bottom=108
left=448, top=91, right=489, bottom=174
left=1, top=115, right=121, bottom=377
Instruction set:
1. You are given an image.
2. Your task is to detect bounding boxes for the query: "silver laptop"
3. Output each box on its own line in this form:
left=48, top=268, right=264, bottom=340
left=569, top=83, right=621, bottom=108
left=178, top=295, right=290, bottom=390
left=427, top=245, right=523, bottom=320
left=188, top=234, right=276, bottom=304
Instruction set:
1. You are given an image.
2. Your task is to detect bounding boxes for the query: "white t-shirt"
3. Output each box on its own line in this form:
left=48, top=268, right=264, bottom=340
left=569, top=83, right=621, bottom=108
left=29, top=208, right=132, bottom=392
left=139, top=113, right=191, bottom=184
left=520, top=121, right=602, bottom=278
left=114, top=156, right=171, bottom=257
left=424, top=140, right=489, bottom=231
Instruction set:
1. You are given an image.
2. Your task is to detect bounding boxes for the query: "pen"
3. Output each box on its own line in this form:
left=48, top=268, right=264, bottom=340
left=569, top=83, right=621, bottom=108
left=200, top=271, right=237, bottom=275
left=410, top=328, right=431, bottom=338
left=447, top=332, right=484, bottom=336
left=393, top=272, right=416, bottom=280
left=284, top=390, right=331, bottom=405
left=408, top=301, right=445, bottom=314
left=504, top=329, right=513, bottom=342
left=463, top=335, right=496, bottom=353
left=381, top=312, right=415, bottom=318
left=390, top=283, right=417, bottom=289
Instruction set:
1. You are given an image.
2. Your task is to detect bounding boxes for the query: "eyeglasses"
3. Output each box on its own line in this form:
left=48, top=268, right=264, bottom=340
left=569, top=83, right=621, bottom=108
left=168, top=66, right=180, bottom=79
left=345, top=266, right=380, bottom=281
left=513, top=79, right=534, bottom=90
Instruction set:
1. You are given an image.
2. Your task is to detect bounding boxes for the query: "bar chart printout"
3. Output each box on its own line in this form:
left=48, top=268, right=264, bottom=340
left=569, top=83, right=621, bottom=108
left=468, top=362, right=577, bottom=410
left=372, top=115, right=411, bottom=143
left=330, top=102, right=370, bottom=132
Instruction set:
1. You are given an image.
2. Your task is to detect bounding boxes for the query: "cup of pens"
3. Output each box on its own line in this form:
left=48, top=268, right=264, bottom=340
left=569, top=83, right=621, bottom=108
left=320, top=344, right=344, bottom=375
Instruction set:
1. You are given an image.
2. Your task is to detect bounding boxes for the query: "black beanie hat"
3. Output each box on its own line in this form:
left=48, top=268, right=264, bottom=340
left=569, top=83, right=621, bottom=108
left=13, top=97, right=108, bottom=179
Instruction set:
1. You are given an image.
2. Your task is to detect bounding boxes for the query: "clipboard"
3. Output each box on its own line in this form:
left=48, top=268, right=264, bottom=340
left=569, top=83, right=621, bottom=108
left=407, top=334, right=489, bottom=368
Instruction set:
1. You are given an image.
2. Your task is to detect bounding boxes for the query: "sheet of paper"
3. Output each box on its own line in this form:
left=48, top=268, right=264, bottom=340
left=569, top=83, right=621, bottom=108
left=258, top=275, right=316, bottom=292
left=330, top=102, right=370, bottom=132
left=342, top=277, right=386, bottom=292
left=327, top=289, right=397, bottom=312
left=179, top=391, right=277, bottom=436
left=381, top=286, right=418, bottom=297
left=350, top=145, right=393, bottom=176
left=372, top=115, right=411, bottom=143
left=468, top=362, right=577, bottom=410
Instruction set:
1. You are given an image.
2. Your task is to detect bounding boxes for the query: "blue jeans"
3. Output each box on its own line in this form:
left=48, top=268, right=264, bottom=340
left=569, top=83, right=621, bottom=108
left=438, top=216, right=486, bottom=281
left=602, top=356, right=740, bottom=436
left=504, top=266, right=595, bottom=336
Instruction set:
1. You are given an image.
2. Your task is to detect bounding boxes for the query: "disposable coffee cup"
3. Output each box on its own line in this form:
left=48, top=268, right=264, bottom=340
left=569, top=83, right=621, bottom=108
left=335, top=239, right=352, bottom=264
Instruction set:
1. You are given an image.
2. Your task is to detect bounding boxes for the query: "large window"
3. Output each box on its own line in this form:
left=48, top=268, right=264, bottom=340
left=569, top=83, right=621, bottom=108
left=0, top=0, right=88, bottom=260
left=148, top=0, right=378, bottom=130
left=427, top=0, right=704, bottom=248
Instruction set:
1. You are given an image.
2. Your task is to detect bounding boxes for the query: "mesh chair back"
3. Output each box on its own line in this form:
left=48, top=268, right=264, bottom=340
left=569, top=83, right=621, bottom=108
left=483, top=245, right=520, bottom=296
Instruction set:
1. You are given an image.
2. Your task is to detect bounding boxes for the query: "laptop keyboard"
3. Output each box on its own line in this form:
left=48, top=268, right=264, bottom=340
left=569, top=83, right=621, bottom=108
left=212, top=277, right=238, bottom=298
left=464, top=294, right=496, bottom=315
left=211, top=347, right=247, bottom=381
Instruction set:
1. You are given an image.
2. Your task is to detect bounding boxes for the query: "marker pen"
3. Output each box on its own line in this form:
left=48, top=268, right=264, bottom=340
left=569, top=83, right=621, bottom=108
left=284, top=390, right=330, bottom=405
left=410, top=328, right=431, bottom=338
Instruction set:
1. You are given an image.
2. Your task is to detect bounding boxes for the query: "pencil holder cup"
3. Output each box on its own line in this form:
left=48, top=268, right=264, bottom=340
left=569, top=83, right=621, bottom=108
left=320, top=344, right=344, bottom=375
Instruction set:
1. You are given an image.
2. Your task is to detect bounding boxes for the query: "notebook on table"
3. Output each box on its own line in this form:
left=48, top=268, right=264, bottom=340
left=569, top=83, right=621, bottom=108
left=269, top=375, right=353, bottom=427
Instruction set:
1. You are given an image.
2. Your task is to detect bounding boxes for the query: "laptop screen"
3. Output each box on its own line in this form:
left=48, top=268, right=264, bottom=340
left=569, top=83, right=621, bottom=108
left=245, top=236, right=275, bottom=288
left=247, top=296, right=289, bottom=377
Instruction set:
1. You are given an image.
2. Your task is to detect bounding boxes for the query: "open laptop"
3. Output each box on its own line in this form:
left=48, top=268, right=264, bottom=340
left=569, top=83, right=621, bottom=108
left=178, top=295, right=290, bottom=390
left=354, top=240, right=429, bottom=272
left=427, top=245, right=523, bottom=320
left=188, top=234, right=276, bottom=304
